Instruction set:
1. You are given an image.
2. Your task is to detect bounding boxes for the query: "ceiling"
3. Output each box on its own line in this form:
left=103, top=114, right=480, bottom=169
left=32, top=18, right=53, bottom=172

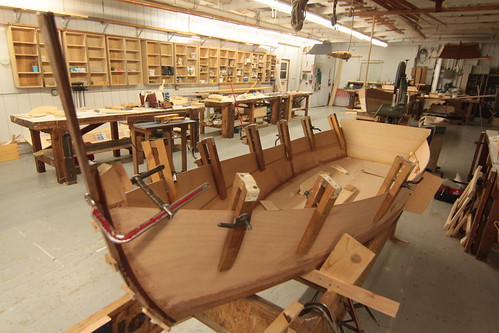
left=118, top=0, right=499, bottom=45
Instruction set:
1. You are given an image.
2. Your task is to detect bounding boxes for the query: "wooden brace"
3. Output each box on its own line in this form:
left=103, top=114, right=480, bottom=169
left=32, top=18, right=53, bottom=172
left=197, top=137, right=227, bottom=199
left=246, top=124, right=266, bottom=171
left=301, top=116, right=316, bottom=151
left=218, top=173, right=260, bottom=271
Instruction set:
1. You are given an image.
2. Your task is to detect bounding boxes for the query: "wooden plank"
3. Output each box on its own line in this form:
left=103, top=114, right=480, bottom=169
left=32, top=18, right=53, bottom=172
left=219, top=173, right=260, bottom=271
left=335, top=185, right=359, bottom=205
left=341, top=119, right=430, bottom=164
left=246, top=124, right=265, bottom=171
left=297, top=174, right=342, bottom=255
left=403, top=171, right=443, bottom=214
left=301, top=270, right=399, bottom=318
left=142, top=139, right=177, bottom=201
left=263, top=301, right=303, bottom=333
left=327, top=114, right=345, bottom=154
left=328, top=59, right=343, bottom=107
left=260, top=200, right=280, bottom=210
left=97, top=163, right=128, bottom=208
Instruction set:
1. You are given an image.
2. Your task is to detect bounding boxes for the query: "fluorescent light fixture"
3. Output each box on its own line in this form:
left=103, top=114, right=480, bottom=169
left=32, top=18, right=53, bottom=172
left=254, top=0, right=388, bottom=47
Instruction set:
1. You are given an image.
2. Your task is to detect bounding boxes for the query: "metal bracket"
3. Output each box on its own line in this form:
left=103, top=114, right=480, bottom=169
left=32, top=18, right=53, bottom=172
left=14, top=9, right=22, bottom=23
left=136, top=27, right=143, bottom=38
left=219, top=40, right=226, bottom=49
left=199, top=36, right=208, bottom=46
left=167, top=32, right=174, bottom=42
left=218, top=213, right=252, bottom=230
left=61, top=16, right=70, bottom=29
left=101, top=22, right=109, bottom=34
left=252, top=45, right=259, bottom=52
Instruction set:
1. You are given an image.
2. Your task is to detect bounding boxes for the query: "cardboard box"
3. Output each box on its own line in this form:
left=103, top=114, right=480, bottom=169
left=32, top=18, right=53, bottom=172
left=0, top=143, right=19, bottom=162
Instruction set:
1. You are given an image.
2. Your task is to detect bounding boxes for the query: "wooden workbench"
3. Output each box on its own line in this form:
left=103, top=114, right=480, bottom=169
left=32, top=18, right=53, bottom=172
left=10, top=105, right=204, bottom=184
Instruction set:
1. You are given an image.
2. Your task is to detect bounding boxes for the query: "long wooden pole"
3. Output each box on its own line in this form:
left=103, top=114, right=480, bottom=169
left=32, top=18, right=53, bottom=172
left=363, top=16, right=376, bottom=87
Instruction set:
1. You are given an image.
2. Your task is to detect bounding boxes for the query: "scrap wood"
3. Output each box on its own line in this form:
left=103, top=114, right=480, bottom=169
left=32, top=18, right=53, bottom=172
left=335, top=185, right=359, bottom=205
left=260, top=200, right=280, bottom=210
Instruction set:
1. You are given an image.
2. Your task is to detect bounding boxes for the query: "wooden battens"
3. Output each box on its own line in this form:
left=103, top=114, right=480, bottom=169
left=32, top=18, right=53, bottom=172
left=277, top=120, right=293, bottom=161
left=263, top=301, right=303, bottom=333
left=328, top=113, right=346, bottom=153
left=197, top=138, right=227, bottom=199
left=297, top=174, right=342, bottom=255
left=246, top=124, right=266, bottom=171
left=374, top=156, right=415, bottom=222
left=218, top=173, right=260, bottom=271
left=301, top=116, right=316, bottom=151
left=141, top=139, right=177, bottom=202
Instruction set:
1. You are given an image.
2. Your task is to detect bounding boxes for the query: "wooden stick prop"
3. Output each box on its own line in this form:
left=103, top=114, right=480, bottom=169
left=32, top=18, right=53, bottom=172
left=218, top=173, right=260, bottom=271
left=263, top=301, right=303, bottom=333
left=297, top=174, right=342, bottom=255
left=246, top=124, right=266, bottom=171
left=197, top=138, right=227, bottom=199
left=277, top=120, right=293, bottom=161
left=301, top=116, right=316, bottom=151
left=38, top=12, right=175, bottom=326
left=142, top=139, right=177, bottom=202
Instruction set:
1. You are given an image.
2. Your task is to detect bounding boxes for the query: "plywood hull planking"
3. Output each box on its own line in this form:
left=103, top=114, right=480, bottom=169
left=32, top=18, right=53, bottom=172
left=101, top=118, right=431, bottom=326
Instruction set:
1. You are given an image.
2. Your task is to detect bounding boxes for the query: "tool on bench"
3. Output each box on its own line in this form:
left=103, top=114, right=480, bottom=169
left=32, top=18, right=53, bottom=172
left=85, top=165, right=209, bottom=243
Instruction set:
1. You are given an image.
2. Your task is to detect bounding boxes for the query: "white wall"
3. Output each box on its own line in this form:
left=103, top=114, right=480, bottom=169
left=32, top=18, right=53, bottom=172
left=0, top=2, right=309, bottom=142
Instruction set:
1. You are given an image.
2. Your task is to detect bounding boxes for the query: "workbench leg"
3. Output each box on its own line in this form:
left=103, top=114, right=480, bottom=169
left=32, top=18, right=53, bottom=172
left=181, top=125, right=188, bottom=172
left=110, top=121, right=121, bottom=158
left=131, top=131, right=141, bottom=175
left=30, top=129, right=46, bottom=173
left=222, top=105, right=234, bottom=139
left=199, top=108, right=206, bottom=134
left=271, top=98, right=280, bottom=124
left=305, top=95, right=310, bottom=117
left=51, top=128, right=68, bottom=184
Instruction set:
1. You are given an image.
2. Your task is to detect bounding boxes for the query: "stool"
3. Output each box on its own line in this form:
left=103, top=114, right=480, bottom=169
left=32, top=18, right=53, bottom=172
left=130, top=119, right=197, bottom=174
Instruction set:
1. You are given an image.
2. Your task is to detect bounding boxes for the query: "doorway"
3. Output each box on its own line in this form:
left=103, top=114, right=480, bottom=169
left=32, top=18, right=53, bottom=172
left=279, top=59, right=290, bottom=92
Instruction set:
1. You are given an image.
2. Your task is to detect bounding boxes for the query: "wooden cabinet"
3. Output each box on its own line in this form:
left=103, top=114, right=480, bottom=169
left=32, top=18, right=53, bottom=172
left=106, top=36, right=126, bottom=85
left=125, top=38, right=143, bottom=85
left=87, top=34, right=108, bottom=86
left=62, top=31, right=90, bottom=85
left=37, top=29, right=57, bottom=87
left=175, top=44, right=199, bottom=84
left=160, top=42, right=175, bottom=85
left=143, top=40, right=161, bottom=85
left=199, top=47, right=219, bottom=84
left=264, top=54, right=277, bottom=83
left=6, top=26, right=43, bottom=88
left=219, top=49, right=229, bottom=83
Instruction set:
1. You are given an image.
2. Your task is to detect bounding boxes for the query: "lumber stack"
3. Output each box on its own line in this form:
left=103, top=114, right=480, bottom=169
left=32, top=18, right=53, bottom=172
left=154, top=113, right=185, bottom=123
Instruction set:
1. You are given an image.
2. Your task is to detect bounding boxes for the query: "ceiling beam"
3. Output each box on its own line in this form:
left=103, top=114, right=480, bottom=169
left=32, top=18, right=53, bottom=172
left=355, top=5, right=499, bottom=16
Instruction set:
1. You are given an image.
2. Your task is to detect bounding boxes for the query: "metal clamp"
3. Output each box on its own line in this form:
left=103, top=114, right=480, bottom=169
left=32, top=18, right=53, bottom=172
left=218, top=213, right=253, bottom=230
left=299, top=302, right=339, bottom=332
left=402, top=176, right=424, bottom=190
left=86, top=166, right=209, bottom=244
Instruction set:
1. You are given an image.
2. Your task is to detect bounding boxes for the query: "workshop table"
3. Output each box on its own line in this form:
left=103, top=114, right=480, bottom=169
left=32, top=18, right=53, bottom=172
left=130, top=119, right=197, bottom=174
left=414, top=95, right=481, bottom=124
left=201, top=94, right=283, bottom=138
left=10, top=105, right=204, bottom=184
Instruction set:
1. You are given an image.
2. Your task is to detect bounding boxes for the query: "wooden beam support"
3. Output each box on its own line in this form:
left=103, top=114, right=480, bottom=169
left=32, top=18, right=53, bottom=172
left=218, top=173, right=260, bottom=271
left=374, top=156, right=415, bottom=222
left=327, top=113, right=346, bottom=153
left=301, top=270, right=400, bottom=318
left=297, top=174, right=342, bottom=255
left=197, top=137, right=227, bottom=199
left=246, top=124, right=266, bottom=171
left=301, top=116, right=316, bottom=151
left=277, top=120, right=293, bottom=161
left=355, top=5, right=499, bottom=16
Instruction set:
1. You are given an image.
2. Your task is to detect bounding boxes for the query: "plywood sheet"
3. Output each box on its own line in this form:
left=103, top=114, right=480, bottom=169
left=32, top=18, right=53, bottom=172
left=404, top=171, right=443, bottom=214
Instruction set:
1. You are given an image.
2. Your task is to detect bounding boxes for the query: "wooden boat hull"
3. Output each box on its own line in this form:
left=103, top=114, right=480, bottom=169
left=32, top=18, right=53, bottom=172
left=101, top=118, right=431, bottom=326
left=358, top=87, right=393, bottom=114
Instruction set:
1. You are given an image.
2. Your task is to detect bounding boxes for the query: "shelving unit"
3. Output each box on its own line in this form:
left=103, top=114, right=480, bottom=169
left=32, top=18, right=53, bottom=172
left=143, top=40, right=162, bottom=85
left=6, top=25, right=277, bottom=89
left=62, top=31, right=90, bottom=85
left=6, top=26, right=43, bottom=88
left=87, top=34, right=108, bottom=86
left=125, top=38, right=143, bottom=85
left=160, top=42, right=175, bottom=85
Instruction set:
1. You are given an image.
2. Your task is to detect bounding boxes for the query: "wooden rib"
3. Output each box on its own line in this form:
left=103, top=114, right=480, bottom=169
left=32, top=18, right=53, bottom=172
left=197, top=138, right=227, bottom=199
left=301, top=116, right=316, bottom=151
left=297, top=174, right=342, bottom=255
left=277, top=120, right=293, bottom=161
left=219, top=173, right=260, bottom=271
left=374, top=157, right=415, bottom=222
left=377, top=156, right=405, bottom=195
left=246, top=124, right=266, bottom=171
left=142, top=139, right=177, bottom=201
left=328, top=113, right=346, bottom=153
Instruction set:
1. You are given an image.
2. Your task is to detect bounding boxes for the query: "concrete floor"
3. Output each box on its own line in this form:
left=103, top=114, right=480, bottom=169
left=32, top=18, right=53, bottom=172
left=1, top=107, right=498, bottom=332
